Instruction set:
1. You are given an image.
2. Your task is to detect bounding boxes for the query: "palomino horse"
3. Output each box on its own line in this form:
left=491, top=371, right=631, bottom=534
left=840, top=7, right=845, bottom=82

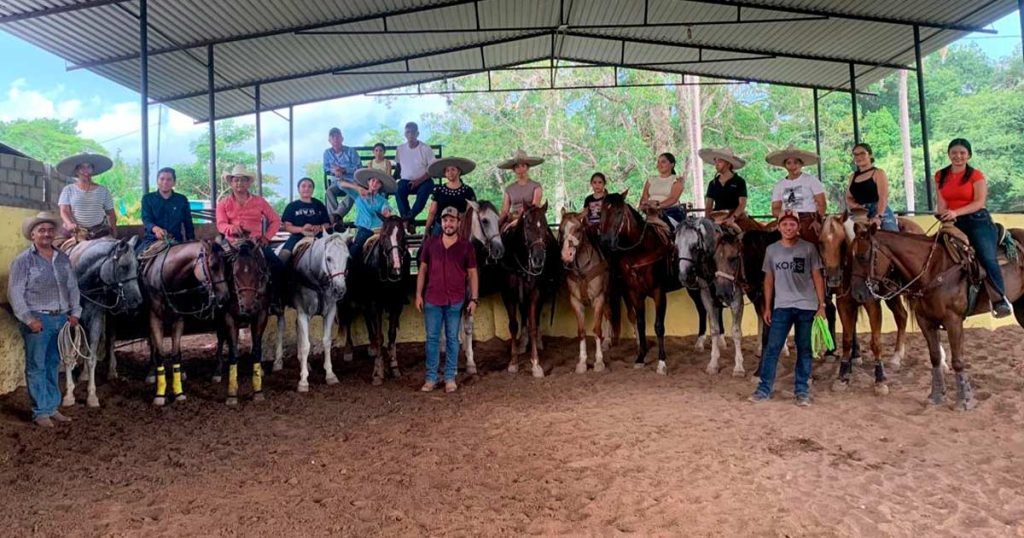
left=598, top=192, right=679, bottom=373
left=559, top=210, right=612, bottom=373
left=272, top=232, right=351, bottom=392
left=458, top=200, right=505, bottom=375
left=340, top=216, right=409, bottom=385
left=64, top=236, right=143, bottom=407
left=501, top=203, right=559, bottom=377
left=676, top=217, right=746, bottom=376
left=141, top=240, right=230, bottom=406
left=218, top=240, right=273, bottom=405
left=849, top=222, right=1024, bottom=410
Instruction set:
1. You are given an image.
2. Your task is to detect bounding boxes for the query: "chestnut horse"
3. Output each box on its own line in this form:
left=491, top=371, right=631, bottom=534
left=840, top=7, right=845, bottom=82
left=559, top=210, right=612, bottom=373
left=849, top=223, right=1024, bottom=410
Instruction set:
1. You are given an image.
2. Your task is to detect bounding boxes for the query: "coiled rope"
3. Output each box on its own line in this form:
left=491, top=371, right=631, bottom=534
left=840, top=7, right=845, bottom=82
left=58, top=322, right=93, bottom=370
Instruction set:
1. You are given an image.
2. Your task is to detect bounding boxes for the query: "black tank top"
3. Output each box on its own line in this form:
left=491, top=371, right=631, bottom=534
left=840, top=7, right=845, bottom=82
left=849, top=168, right=880, bottom=204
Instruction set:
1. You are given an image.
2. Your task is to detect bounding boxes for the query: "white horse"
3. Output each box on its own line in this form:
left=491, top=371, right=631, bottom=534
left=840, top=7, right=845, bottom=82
left=273, top=231, right=351, bottom=392
left=458, top=200, right=505, bottom=375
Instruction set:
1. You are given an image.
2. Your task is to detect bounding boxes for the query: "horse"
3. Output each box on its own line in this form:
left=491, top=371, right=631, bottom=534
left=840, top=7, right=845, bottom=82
left=733, top=228, right=785, bottom=363
left=340, top=216, right=410, bottom=385
left=559, top=209, right=613, bottom=373
left=848, top=222, right=1024, bottom=410
left=63, top=236, right=143, bottom=407
left=676, top=217, right=746, bottom=376
left=457, top=200, right=505, bottom=375
left=598, top=191, right=679, bottom=374
left=271, top=232, right=351, bottom=392
left=140, top=240, right=230, bottom=406
left=501, top=203, right=559, bottom=377
left=218, top=240, right=273, bottom=406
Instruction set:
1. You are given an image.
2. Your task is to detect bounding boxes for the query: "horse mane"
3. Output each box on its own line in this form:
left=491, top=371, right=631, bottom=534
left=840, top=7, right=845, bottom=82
left=476, top=200, right=498, bottom=213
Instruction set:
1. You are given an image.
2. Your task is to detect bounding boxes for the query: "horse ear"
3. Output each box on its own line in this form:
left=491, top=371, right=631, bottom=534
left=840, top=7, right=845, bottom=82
left=466, top=199, right=478, bottom=211
left=621, top=188, right=629, bottom=198
left=869, top=222, right=879, bottom=234
left=666, top=215, right=680, bottom=229
left=560, top=207, right=566, bottom=218
left=342, top=229, right=355, bottom=245
left=840, top=210, right=848, bottom=222
left=126, top=235, right=138, bottom=249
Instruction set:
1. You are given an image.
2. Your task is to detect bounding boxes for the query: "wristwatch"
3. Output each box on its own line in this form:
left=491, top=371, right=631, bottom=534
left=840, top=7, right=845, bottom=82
left=469, top=298, right=479, bottom=304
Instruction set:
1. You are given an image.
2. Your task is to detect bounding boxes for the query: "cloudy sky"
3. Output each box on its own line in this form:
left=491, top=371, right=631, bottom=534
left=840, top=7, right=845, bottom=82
left=0, top=12, right=1020, bottom=202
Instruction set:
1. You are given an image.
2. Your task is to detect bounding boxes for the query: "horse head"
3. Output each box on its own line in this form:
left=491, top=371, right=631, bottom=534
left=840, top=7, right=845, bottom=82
left=598, top=190, right=637, bottom=251
left=229, top=240, right=269, bottom=318
left=198, top=239, right=231, bottom=308
left=108, top=236, right=143, bottom=312
left=559, top=209, right=587, bottom=265
left=713, top=230, right=743, bottom=305
left=377, top=216, right=407, bottom=281
left=849, top=222, right=886, bottom=303
left=520, top=203, right=550, bottom=274
left=675, top=217, right=717, bottom=289
left=319, top=232, right=350, bottom=298
left=467, top=200, right=505, bottom=260
left=819, top=214, right=850, bottom=289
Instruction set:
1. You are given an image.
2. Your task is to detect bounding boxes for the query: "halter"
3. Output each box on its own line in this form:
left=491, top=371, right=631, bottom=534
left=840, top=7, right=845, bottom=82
left=156, top=242, right=225, bottom=319
left=855, top=230, right=942, bottom=301
left=512, top=236, right=548, bottom=277
left=607, top=203, right=649, bottom=252
left=229, top=246, right=270, bottom=310
left=375, top=237, right=407, bottom=283
left=677, top=220, right=717, bottom=289
left=293, top=236, right=349, bottom=316
left=79, top=245, right=139, bottom=313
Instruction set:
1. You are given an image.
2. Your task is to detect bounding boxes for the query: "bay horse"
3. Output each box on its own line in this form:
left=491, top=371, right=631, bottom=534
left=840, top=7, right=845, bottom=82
left=598, top=191, right=679, bottom=373
left=676, top=217, right=746, bottom=376
left=272, top=232, right=351, bottom=392
left=458, top=200, right=505, bottom=375
left=340, top=216, right=409, bottom=385
left=559, top=210, right=612, bottom=373
left=63, top=236, right=143, bottom=408
left=849, top=222, right=1024, bottom=410
left=501, top=203, right=559, bottom=377
left=141, top=240, right=230, bottom=406
left=219, top=240, right=273, bottom=406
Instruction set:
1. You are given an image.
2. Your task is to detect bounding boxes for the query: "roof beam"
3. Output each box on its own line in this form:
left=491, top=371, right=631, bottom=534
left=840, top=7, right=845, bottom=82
left=333, top=54, right=776, bottom=75
left=66, top=0, right=479, bottom=70
left=159, top=31, right=551, bottom=103
left=678, top=0, right=997, bottom=34
left=0, top=0, right=130, bottom=24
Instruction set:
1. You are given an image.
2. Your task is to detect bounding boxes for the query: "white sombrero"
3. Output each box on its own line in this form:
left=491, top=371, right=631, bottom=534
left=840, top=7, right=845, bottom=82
left=354, top=167, right=398, bottom=195
left=766, top=144, right=819, bottom=167
left=427, top=157, right=476, bottom=178
left=497, top=149, right=544, bottom=170
left=221, top=163, right=257, bottom=182
left=698, top=147, right=746, bottom=170
left=56, top=153, right=112, bottom=178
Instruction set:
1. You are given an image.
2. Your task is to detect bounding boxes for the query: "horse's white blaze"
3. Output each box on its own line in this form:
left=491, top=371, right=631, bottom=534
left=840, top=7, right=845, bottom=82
left=389, top=226, right=401, bottom=272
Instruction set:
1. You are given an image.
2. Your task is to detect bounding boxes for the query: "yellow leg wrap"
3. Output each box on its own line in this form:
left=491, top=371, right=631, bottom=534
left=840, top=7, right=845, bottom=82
left=171, top=364, right=183, bottom=395
left=252, top=363, right=263, bottom=394
left=227, top=364, right=238, bottom=397
left=155, top=366, right=167, bottom=397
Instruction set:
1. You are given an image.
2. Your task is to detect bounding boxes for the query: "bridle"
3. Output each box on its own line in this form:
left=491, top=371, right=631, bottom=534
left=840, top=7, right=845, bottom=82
left=80, top=244, right=139, bottom=313
left=229, top=246, right=270, bottom=309
left=853, top=230, right=941, bottom=301
left=375, top=227, right=408, bottom=283
left=606, top=203, right=649, bottom=252
left=472, top=208, right=503, bottom=262
left=156, top=242, right=226, bottom=319
left=677, top=221, right=716, bottom=289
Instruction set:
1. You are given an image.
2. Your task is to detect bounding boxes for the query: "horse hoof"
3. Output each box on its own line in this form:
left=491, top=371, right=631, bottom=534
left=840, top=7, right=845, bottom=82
left=212, top=376, right=222, bottom=383
left=750, top=375, right=761, bottom=385
left=575, top=362, right=588, bottom=374
left=297, top=382, right=309, bottom=393
left=61, top=398, right=75, bottom=408
left=153, top=397, right=166, bottom=407
left=467, top=365, right=478, bottom=376
left=594, top=361, right=606, bottom=373
left=888, top=361, right=903, bottom=373
left=874, top=384, right=890, bottom=397
left=732, top=368, right=745, bottom=378
left=507, top=364, right=518, bottom=374
left=705, top=365, right=718, bottom=376
left=955, top=398, right=977, bottom=411
left=531, top=365, right=545, bottom=378
left=145, top=375, right=156, bottom=384
left=633, top=362, right=645, bottom=369
left=86, top=396, right=100, bottom=408
left=343, top=352, right=354, bottom=362
left=372, top=377, right=383, bottom=386
left=823, top=353, right=837, bottom=364
left=175, top=394, right=187, bottom=402
left=391, top=369, right=402, bottom=379
left=928, top=394, right=946, bottom=406
left=252, top=392, right=265, bottom=402
left=831, top=379, right=850, bottom=393
left=852, top=356, right=863, bottom=366
left=657, top=363, right=667, bottom=376
left=226, top=397, right=238, bottom=407
left=107, top=372, right=119, bottom=381
left=695, top=336, right=706, bottom=351
left=325, top=376, right=339, bottom=386
left=272, top=362, right=284, bottom=373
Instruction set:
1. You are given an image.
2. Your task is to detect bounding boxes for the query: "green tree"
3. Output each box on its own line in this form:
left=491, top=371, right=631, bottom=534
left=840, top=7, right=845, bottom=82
left=171, top=120, right=282, bottom=207
left=0, top=118, right=105, bottom=164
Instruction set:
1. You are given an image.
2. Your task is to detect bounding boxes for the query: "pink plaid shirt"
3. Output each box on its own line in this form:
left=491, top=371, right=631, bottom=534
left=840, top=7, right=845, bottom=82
left=216, top=193, right=280, bottom=242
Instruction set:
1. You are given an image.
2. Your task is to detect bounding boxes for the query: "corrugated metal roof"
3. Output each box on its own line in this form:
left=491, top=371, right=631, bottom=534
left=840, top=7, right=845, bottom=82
left=0, top=0, right=1016, bottom=121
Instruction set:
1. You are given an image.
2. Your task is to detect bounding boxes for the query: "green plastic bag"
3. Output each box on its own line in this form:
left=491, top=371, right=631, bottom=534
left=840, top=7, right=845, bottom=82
left=811, top=315, right=834, bottom=358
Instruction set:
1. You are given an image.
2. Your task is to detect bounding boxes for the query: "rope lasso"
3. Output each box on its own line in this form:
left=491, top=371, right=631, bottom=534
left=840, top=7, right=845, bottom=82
left=58, top=321, right=93, bottom=370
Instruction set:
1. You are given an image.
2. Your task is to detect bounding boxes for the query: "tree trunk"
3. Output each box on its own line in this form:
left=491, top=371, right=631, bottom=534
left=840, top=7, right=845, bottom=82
left=649, top=103, right=674, bottom=155
left=898, top=69, right=916, bottom=213
left=679, top=75, right=704, bottom=208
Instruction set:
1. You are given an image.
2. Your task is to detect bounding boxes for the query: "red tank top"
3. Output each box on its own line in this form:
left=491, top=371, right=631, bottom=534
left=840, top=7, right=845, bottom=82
left=935, top=168, right=984, bottom=211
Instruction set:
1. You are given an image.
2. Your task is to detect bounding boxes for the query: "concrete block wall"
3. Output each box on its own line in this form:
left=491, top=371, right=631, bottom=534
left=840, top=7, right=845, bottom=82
left=0, top=153, right=66, bottom=210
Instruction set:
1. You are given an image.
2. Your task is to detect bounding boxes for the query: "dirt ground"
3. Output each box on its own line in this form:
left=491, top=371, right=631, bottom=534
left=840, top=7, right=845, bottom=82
left=2, top=327, right=1024, bottom=537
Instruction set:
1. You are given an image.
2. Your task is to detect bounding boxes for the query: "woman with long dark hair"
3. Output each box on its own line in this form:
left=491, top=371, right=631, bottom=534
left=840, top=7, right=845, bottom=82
left=846, top=143, right=898, bottom=231
left=639, top=152, right=685, bottom=224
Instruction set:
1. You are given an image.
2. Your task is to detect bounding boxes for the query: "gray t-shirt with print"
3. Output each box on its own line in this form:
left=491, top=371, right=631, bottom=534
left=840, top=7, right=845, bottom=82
left=762, top=239, right=822, bottom=311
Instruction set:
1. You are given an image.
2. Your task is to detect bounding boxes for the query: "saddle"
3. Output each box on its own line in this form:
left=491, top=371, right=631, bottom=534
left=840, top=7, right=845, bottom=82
left=289, top=237, right=316, bottom=267
left=56, top=225, right=111, bottom=252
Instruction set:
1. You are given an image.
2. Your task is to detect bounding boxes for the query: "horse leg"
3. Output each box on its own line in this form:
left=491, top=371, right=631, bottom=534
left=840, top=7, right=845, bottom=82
left=654, top=290, right=668, bottom=375
left=592, top=294, right=607, bottom=373
left=946, top=318, right=975, bottom=411
left=569, top=287, right=588, bottom=374
left=918, top=316, right=946, bottom=406
left=250, top=313, right=268, bottom=402
left=703, top=286, right=721, bottom=375
left=106, top=323, right=119, bottom=381
left=341, top=307, right=355, bottom=362
left=518, top=298, right=531, bottom=355
left=691, top=288, right=708, bottom=351
left=504, top=292, right=519, bottom=373
left=633, top=296, right=649, bottom=368
left=730, top=298, right=745, bottom=377
left=323, top=306, right=340, bottom=386
left=387, top=303, right=401, bottom=379
left=528, top=291, right=543, bottom=378
left=212, top=324, right=226, bottom=383
left=225, top=317, right=240, bottom=406
left=85, top=316, right=102, bottom=408
left=273, top=313, right=285, bottom=372
left=865, top=301, right=889, bottom=396
left=832, top=297, right=857, bottom=392
left=370, top=307, right=385, bottom=386
left=463, top=308, right=477, bottom=375
left=296, top=310, right=312, bottom=392
left=885, top=297, right=908, bottom=371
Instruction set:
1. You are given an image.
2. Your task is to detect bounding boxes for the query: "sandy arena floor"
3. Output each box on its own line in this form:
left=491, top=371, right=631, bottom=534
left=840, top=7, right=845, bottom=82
left=2, top=327, right=1024, bottom=537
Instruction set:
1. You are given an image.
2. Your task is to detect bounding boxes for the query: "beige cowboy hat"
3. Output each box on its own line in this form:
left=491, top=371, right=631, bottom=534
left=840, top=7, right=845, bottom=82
left=56, top=153, right=112, bottom=178
left=21, top=211, right=60, bottom=240
left=221, top=163, right=257, bottom=182
left=428, top=157, right=476, bottom=178
left=497, top=149, right=544, bottom=170
left=354, top=167, right=398, bottom=195
left=766, top=144, right=819, bottom=167
left=698, top=147, right=746, bottom=170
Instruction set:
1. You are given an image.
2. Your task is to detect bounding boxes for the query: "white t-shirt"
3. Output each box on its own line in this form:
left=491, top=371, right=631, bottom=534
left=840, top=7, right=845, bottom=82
left=58, top=183, right=114, bottom=228
left=395, top=141, right=436, bottom=180
left=772, top=173, right=824, bottom=213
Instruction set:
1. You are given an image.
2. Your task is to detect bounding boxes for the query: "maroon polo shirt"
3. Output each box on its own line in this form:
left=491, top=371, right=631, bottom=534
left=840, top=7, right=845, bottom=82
left=420, top=234, right=477, bottom=306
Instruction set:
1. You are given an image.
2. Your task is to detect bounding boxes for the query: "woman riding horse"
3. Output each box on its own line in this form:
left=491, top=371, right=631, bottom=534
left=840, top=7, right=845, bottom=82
left=56, top=153, right=118, bottom=242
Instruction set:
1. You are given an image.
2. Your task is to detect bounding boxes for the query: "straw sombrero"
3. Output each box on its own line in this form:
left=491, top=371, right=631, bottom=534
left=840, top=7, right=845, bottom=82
left=56, top=153, right=112, bottom=178
left=21, top=211, right=60, bottom=240
left=497, top=149, right=544, bottom=170
left=354, top=168, right=398, bottom=195
left=766, top=145, right=819, bottom=167
left=221, top=164, right=257, bottom=182
left=428, top=157, right=476, bottom=178
left=698, top=147, right=746, bottom=170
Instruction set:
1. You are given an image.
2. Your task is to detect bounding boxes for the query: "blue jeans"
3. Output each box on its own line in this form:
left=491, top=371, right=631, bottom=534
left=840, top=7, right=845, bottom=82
left=396, top=179, right=434, bottom=221
left=863, top=202, right=899, bottom=232
left=21, top=312, right=67, bottom=419
left=349, top=226, right=375, bottom=264
left=424, top=302, right=463, bottom=383
left=755, top=308, right=815, bottom=398
left=956, top=208, right=1005, bottom=297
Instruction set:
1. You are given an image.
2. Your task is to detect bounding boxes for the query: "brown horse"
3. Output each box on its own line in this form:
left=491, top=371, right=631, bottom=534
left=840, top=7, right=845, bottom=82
left=219, top=240, right=273, bottom=406
left=598, top=191, right=679, bottom=373
left=849, top=223, right=1024, bottom=409
left=559, top=210, right=613, bottom=373
left=141, top=240, right=230, bottom=406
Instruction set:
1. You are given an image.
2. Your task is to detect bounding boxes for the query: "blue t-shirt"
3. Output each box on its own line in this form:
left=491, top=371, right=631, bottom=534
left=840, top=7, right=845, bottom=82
left=340, top=186, right=393, bottom=230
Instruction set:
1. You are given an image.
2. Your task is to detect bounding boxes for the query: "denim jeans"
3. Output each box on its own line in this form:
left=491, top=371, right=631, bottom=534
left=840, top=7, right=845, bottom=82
left=755, top=308, right=815, bottom=398
left=396, top=179, right=434, bottom=221
left=424, top=302, right=463, bottom=383
left=21, top=312, right=67, bottom=419
left=863, top=202, right=899, bottom=232
left=955, top=208, right=1005, bottom=297
left=325, top=181, right=355, bottom=219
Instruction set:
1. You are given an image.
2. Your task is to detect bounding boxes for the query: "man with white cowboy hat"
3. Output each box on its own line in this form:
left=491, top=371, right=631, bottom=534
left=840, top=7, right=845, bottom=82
left=8, top=211, right=81, bottom=427
left=56, top=152, right=117, bottom=241
left=498, top=148, right=545, bottom=223
left=767, top=144, right=826, bottom=242
left=699, top=147, right=750, bottom=227
left=339, top=167, right=397, bottom=262
left=423, top=156, right=477, bottom=236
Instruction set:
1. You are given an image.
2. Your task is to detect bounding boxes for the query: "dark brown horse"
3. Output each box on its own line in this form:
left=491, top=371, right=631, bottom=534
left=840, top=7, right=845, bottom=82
left=598, top=192, right=679, bottom=373
left=141, top=240, right=230, bottom=406
left=849, top=223, right=1024, bottom=410
left=219, top=240, right=273, bottom=406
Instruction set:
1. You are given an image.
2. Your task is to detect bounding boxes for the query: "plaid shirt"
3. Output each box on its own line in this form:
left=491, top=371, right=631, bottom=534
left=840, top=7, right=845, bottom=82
left=7, top=244, right=82, bottom=325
